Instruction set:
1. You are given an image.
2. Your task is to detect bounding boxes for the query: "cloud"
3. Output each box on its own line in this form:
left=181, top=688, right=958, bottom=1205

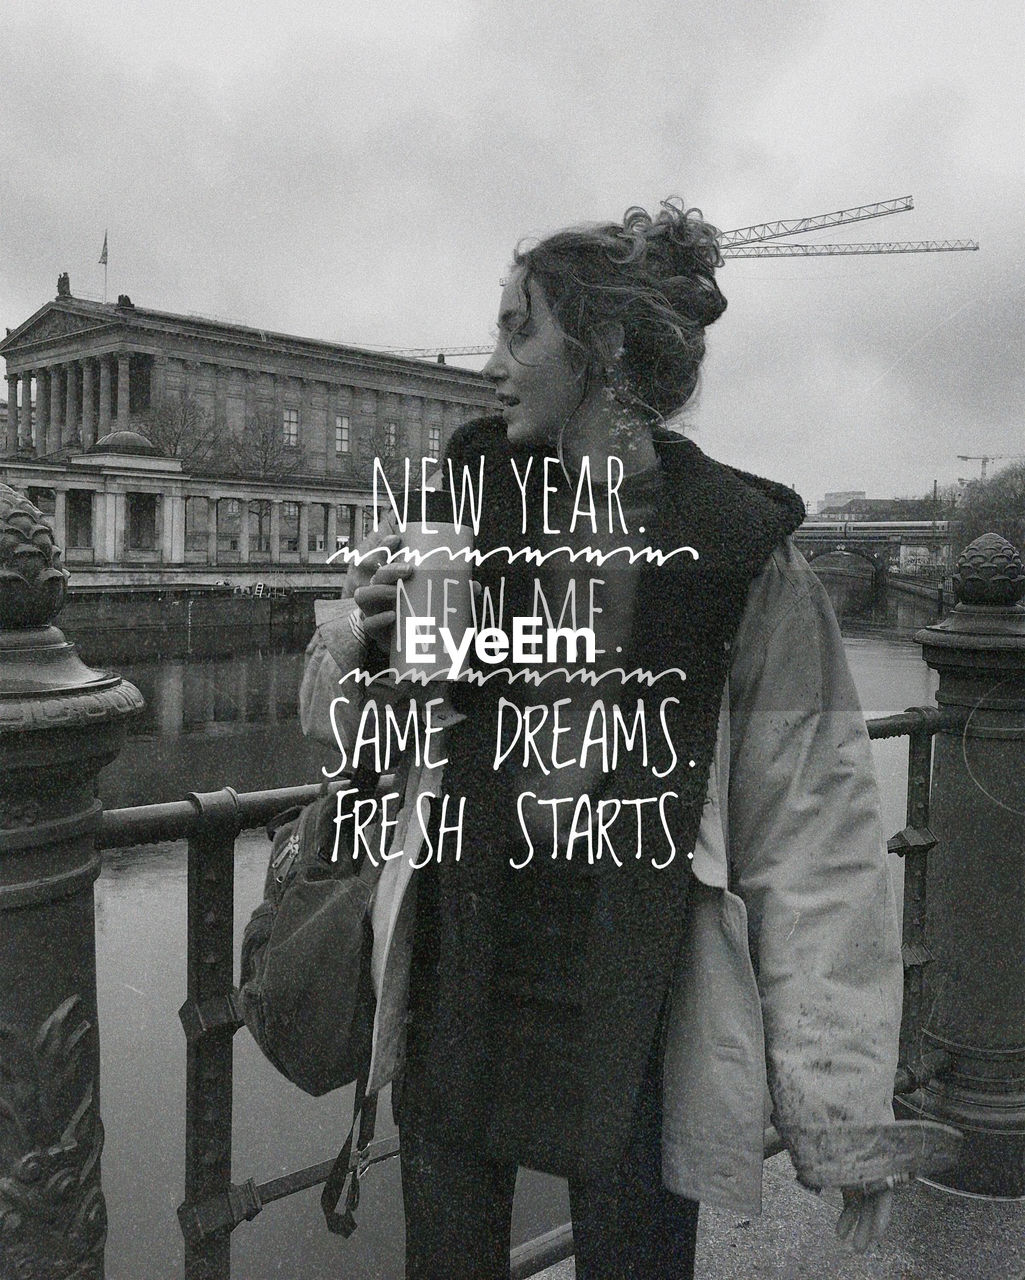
left=1, top=0, right=1021, bottom=500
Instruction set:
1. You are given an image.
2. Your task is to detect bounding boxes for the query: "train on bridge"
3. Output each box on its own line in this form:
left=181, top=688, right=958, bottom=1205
left=799, top=519, right=953, bottom=538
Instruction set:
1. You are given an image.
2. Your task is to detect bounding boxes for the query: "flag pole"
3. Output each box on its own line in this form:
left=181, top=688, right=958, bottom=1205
left=99, top=230, right=108, bottom=302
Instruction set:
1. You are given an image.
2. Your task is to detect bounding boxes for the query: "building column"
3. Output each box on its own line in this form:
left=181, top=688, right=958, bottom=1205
left=151, top=354, right=168, bottom=410
left=51, top=365, right=65, bottom=447
left=52, top=488, right=67, bottom=551
left=207, top=497, right=219, bottom=566
left=269, top=501, right=281, bottom=562
left=116, top=354, right=130, bottom=430
left=325, top=503, right=338, bottom=562
left=21, top=371, right=34, bottom=452
left=238, top=501, right=250, bottom=563
left=298, top=502, right=310, bottom=565
left=82, top=359, right=97, bottom=450
left=65, top=360, right=80, bottom=446
left=170, top=494, right=186, bottom=562
left=112, top=491, right=126, bottom=561
left=36, top=368, right=51, bottom=453
left=5, top=375, right=18, bottom=452
left=98, top=357, right=112, bottom=434
left=91, top=492, right=105, bottom=560
left=94, top=490, right=117, bottom=563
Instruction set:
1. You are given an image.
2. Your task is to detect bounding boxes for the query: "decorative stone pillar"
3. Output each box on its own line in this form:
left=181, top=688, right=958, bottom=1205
left=53, top=488, right=67, bottom=550
left=116, top=355, right=130, bottom=430
left=6, top=375, right=19, bottom=452
left=897, top=534, right=1025, bottom=1197
left=325, top=503, right=338, bottom=562
left=37, top=368, right=52, bottom=453
left=169, top=494, right=186, bottom=563
left=0, top=483, right=144, bottom=1277
left=237, top=501, right=250, bottom=563
left=207, top=497, right=219, bottom=566
left=298, top=502, right=310, bottom=565
left=66, top=360, right=80, bottom=445
left=21, top=370, right=34, bottom=451
left=269, top=501, right=281, bottom=562
left=98, top=358, right=112, bottom=434
left=82, top=359, right=97, bottom=450
left=51, top=365, right=66, bottom=448
left=112, top=491, right=126, bottom=562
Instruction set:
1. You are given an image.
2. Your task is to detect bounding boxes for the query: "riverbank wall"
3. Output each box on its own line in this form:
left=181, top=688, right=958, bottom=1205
left=888, top=574, right=955, bottom=607
left=63, top=586, right=325, bottom=664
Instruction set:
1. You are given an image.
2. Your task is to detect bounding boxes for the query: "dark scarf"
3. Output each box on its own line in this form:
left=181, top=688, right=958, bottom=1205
left=400, top=418, right=804, bottom=1177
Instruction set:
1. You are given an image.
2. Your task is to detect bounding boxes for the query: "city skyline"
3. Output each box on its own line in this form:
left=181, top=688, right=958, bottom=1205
left=1, top=0, right=1022, bottom=506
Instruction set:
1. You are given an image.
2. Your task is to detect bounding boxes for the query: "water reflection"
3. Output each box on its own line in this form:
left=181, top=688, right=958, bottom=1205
left=99, top=648, right=338, bottom=808
left=817, top=563, right=946, bottom=636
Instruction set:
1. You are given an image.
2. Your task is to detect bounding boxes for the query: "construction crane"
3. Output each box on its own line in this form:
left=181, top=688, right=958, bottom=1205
left=365, top=197, right=978, bottom=359
left=957, top=454, right=1025, bottom=481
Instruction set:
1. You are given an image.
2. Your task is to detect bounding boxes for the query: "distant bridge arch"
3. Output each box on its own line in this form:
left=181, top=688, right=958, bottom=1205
left=802, top=544, right=889, bottom=593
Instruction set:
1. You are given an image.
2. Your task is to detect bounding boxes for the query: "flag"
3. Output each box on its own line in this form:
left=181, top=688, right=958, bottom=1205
left=99, top=232, right=108, bottom=266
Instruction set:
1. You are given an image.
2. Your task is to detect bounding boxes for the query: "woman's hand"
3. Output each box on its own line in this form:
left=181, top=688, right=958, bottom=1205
left=835, top=1186, right=893, bottom=1253
left=349, top=533, right=412, bottom=653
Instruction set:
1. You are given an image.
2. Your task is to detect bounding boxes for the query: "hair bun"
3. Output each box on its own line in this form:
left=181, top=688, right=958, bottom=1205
left=621, top=198, right=727, bottom=327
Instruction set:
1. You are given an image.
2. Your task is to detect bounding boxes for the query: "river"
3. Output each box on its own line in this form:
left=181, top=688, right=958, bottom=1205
left=90, top=570, right=942, bottom=1279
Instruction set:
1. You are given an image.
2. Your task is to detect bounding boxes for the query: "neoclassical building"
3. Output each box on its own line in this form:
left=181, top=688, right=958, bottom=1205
left=0, top=277, right=493, bottom=580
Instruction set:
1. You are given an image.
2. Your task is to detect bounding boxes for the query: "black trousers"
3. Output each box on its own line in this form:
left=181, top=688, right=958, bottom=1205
left=397, top=1033, right=699, bottom=1280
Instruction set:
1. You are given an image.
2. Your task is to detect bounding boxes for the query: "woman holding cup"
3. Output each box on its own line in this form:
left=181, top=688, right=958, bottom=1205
left=301, top=199, right=908, bottom=1278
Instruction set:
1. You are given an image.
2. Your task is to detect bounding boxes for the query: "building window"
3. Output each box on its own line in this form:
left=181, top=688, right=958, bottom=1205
left=127, top=493, right=157, bottom=552
left=67, top=490, right=93, bottom=548
left=281, top=501, right=299, bottom=553
left=385, top=421, right=397, bottom=452
left=283, top=408, right=299, bottom=447
left=427, top=424, right=441, bottom=458
left=335, top=415, right=350, bottom=453
left=27, top=487, right=56, bottom=516
left=226, top=498, right=240, bottom=515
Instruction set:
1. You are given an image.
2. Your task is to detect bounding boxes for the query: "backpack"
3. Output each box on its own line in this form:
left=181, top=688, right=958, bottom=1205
left=239, top=766, right=380, bottom=1236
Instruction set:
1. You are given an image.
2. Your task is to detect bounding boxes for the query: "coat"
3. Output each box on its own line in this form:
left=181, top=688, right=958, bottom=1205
left=300, top=539, right=903, bottom=1215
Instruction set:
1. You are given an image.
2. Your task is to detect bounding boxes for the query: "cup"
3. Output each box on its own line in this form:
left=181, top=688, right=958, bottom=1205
left=388, top=489, right=475, bottom=682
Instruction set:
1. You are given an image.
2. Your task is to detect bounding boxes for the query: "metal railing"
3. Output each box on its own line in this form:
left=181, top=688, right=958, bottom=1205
left=96, top=705, right=958, bottom=1280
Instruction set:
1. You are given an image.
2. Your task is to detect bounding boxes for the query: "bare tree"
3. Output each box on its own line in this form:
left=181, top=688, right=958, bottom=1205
left=147, top=387, right=225, bottom=470
left=948, top=462, right=1025, bottom=556
left=229, top=404, right=308, bottom=479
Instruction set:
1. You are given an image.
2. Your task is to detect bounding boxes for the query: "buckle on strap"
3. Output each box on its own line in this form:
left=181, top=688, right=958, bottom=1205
left=178, top=989, right=244, bottom=1043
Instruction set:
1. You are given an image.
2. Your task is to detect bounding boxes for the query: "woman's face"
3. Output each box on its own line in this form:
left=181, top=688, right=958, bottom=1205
left=482, top=268, right=587, bottom=449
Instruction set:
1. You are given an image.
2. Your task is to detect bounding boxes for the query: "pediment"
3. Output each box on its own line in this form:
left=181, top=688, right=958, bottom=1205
left=1, top=304, right=117, bottom=355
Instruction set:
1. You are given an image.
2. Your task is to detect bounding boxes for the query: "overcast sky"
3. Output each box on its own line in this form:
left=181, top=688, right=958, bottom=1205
left=2, top=0, right=1022, bottom=505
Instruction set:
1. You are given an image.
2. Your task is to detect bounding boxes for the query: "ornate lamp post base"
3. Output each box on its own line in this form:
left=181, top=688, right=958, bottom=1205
left=898, top=534, right=1025, bottom=1198
left=0, top=484, right=143, bottom=1277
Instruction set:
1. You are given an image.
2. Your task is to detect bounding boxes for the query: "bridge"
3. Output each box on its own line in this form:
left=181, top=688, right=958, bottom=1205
left=794, top=519, right=954, bottom=590
left=2, top=478, right=1023, bottom=1279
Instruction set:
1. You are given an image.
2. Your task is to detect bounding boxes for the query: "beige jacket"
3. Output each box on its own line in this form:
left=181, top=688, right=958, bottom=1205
left=299, top=539, right=903, bottom=1214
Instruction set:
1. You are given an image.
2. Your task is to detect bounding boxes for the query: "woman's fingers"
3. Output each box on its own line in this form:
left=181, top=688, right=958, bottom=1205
left=352, top=551, right=413, bottom=620
left=836, top=1195, right=859, bottom=1243
left=837, top=1188, right=893, bottom=1253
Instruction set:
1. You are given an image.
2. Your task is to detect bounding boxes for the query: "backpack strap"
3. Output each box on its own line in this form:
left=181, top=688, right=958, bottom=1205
left=321, top=1066, right=378, bottom=1236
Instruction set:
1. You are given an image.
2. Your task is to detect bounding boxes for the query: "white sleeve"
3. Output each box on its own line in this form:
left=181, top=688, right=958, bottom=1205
left=727, top=540, right=903, bottom=1183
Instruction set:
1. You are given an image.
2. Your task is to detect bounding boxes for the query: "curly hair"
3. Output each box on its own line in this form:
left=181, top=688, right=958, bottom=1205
left=510, top=197, right=727, bottom=419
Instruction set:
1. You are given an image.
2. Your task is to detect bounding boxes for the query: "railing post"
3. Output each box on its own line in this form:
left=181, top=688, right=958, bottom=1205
left=898, top=533, right=1025, bottom=1196
left=178, top=790, right=241, bottom=1280
left=0, top=484, right=143, bottom=1277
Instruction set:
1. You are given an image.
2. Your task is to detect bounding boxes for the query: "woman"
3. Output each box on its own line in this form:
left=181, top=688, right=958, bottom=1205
left=301, top=199, right=903, bottom=1278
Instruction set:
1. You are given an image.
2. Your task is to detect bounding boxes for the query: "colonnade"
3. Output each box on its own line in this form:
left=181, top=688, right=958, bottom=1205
left=5, top=353, right=131, bottom=454
left=31, top=481, right=369, bottom=567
